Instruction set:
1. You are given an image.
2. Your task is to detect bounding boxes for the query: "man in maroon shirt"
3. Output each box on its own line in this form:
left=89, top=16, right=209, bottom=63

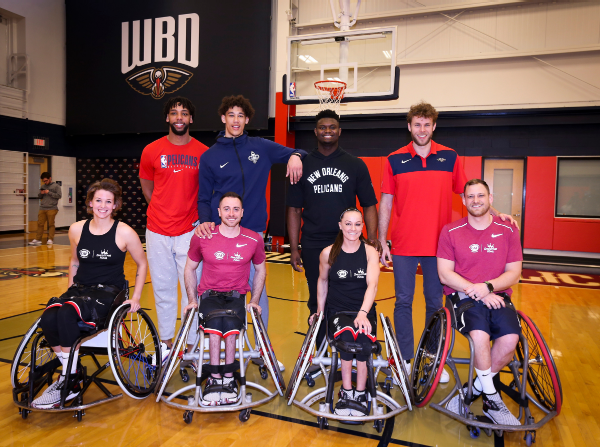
left=437, top=179, right=522, bottom=426
left=183, top=192, right=266, bottom=405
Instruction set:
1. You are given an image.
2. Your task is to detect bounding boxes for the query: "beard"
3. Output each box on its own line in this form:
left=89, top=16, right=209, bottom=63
left=411, top=131, right=432, bottom=147
left=170, top=122, right=189, bottom=136
left=468, top=202, right=491, bottom=217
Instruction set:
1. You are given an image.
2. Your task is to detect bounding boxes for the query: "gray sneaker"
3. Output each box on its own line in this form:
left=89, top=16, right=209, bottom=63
left=32, top=375, right=81, bottom=409
left=445, top=381, right=482, bottom=415
left=482, top=392, right=521, bottom=426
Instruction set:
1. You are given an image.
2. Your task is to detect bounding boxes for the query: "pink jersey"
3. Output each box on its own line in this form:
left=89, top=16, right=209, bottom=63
left=187, top=226, right=266, bottom=295
left=437, top=216, right=522, bottom=296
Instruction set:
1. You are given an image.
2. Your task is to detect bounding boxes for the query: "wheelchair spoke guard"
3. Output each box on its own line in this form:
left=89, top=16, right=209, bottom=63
left=380, top=313, right=413, bottom=410
left=251, top=307, right=286, bottom=396
left=11, top=318, right=57, bottom=390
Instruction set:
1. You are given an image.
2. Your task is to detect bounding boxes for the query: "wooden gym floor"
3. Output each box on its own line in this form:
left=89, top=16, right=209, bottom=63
left=0, top=234, right=599, bottom=447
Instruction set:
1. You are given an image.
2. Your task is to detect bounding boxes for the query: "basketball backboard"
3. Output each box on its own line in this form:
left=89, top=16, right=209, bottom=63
left=283, top=27, right=398, bottom=105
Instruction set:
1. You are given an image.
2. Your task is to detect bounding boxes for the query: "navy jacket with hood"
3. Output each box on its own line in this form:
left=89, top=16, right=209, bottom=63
left=198, top=131, right=307, bottom=233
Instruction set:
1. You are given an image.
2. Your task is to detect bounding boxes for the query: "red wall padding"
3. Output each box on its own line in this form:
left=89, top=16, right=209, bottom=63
left=523, top=157, right=556, bottom=250
left=553, top=219, right=600, bottom=252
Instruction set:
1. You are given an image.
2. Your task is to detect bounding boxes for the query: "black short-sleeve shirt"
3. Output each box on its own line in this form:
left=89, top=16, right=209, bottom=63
left=287, top=148, right=378, bottom=248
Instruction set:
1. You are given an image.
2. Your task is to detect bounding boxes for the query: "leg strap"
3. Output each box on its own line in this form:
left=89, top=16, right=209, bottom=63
left=204, top=361, right=240, bottom=375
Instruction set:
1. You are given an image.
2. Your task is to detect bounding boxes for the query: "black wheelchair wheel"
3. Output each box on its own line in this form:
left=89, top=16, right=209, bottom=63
left=516, top=311, right=562, bottom=415
left=412, top=308, right=451, bottom=407
left=239, top=409, right=251, bottom=422
left=108, top=304, right=162, bottom=399
left=11, top=318, right=58, bottom=389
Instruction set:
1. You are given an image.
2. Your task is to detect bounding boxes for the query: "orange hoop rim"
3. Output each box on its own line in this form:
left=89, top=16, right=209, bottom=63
left=314, top=80, right=347, bottom=91
left=314, top=80, right=347, bottom=101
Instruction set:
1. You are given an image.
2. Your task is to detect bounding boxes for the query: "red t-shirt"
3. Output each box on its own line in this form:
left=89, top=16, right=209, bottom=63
left=187, top=226, right=267, bottom=295
left=381, top=141, right=467, bottom=256
left=140, top=136, right=208, bottom=236
left=437, top=216, right=523, bottom=296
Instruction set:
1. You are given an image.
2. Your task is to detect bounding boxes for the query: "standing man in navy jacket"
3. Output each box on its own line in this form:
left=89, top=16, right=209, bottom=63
left=196, top=96, right=306, bottom=356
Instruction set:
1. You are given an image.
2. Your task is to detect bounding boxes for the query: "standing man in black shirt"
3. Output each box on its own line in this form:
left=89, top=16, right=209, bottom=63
left=287, top=109, right=379, bottom=317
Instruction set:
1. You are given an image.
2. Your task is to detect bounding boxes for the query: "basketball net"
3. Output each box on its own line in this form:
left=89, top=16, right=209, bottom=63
left=314, top=80, right=347, bottom=115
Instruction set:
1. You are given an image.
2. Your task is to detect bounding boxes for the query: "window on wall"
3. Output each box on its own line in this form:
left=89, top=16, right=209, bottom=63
left=555, top=158, right=600, bottom=219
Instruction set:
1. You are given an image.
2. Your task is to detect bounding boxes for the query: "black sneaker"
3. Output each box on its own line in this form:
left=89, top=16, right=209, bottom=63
left=334, top=387, right=368, bottom=417
left=482, top=392, right=521, bottom=426
left=202, top=376, right=222, bottom=404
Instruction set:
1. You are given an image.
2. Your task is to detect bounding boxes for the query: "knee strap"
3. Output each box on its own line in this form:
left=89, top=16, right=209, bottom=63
left=204, top=361, right=240, bottom=375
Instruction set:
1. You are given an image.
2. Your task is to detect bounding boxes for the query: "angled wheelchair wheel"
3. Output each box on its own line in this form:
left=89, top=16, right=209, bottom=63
left=412, top=308, right=451, bottom=407
left=516, top=311, right=562, bottom=415
left=155, top=308, right=196, bottom=401
left=11, top=318, right=58, bottom=389
left=380, top=313, right=413, bottom=410
left=251, top=308, right=286, bottom=396
left=285, top=312, right=323, bottom=405
left=107, top=304, right=162, bottom=399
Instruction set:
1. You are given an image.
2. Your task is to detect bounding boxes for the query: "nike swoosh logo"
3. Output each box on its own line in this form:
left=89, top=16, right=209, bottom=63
left=220, top=162, right=229, bottom=168
left=174, top=169, right=182, bottom=173
left=236, top=244, right=247, bottom=247
left=401, top=159, right=410, bottom=163
left=491, top=234, right=502, bottom=238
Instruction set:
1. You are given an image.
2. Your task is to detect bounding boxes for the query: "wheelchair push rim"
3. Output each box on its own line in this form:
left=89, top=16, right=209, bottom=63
left=155, top=308, right=196, bottom=401
left=413, top=308, right=451, bottom=407
left=251, top=307, right=286, bottom=396
left=380, top=314, right=413, bottom=410
left=285, top=312, right=323, bottom=404
left=11, top=318, right=58, bottom=390
left=516, top=311, right=562, bottom=415
left=107, top=304, right=162, bottom=399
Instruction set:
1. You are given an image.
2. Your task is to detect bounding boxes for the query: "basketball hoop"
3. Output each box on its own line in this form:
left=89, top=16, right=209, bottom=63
left=314, top=80, right=347, bottom=115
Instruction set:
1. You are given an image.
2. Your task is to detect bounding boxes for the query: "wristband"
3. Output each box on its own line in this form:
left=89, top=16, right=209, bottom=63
left=291, top=152, right=302, bottom=158
left=360, top=309, right=368, bottom=314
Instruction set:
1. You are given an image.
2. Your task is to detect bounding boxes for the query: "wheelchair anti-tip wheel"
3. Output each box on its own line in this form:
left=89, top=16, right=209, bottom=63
left=107, top=304, right=162, bottom=399
left=285, top=312, right=323, bottom=405
left=11, top=318, right=57, bottom=389
left=516, top=311, right=562, bottom=415
left=380, top=314, right=413, bottom=410
left=412, top=308, right=451, bottom=407
left=251, top=307, right=286, bottom=396
left=155, top=308, right=196, bottom=401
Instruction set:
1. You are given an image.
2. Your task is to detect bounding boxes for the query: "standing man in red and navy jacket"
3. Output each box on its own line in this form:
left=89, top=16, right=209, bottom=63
left=377, top=101, right=515, bottom=380
left=196, top=96, right=306, bottom=364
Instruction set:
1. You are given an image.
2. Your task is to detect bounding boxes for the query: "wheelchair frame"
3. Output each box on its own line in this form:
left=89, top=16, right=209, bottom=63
left=12, top=294, right=162, bottom=422
left=156, top=307, right=285, bottom=424
left=287, top=312, right=411, bottom=433
left=412, top=303, right=562, bottom=445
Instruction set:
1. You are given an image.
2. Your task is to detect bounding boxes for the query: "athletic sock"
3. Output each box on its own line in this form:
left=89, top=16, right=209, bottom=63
left=58, top=352, right=67, bottom=380
left=70, top=349, right=79, bottom=374
left=473, top=371, right=497, bottom=394
left=475, top=367, right=496, bottom=395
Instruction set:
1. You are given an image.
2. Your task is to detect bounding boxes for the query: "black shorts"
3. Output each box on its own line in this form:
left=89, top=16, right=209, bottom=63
left=453, top=295, right=521, bottom=340
left=46, top=284, right=121, bottom=329
left=327, top=310, right=377, bottom=362
left=198, top=293, right=246, bottom=338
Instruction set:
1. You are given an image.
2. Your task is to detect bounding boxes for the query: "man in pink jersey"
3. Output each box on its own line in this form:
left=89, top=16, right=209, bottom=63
left=140, top=96, right=208, bottom=354
left=183, top=192, right=266, bottom=405
left=437, top=179, right=522, bottom=425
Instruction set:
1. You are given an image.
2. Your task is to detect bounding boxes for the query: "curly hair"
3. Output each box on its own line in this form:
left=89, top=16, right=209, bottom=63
left=406, top=101, right=438, bottom=124
left=85, top=178, right=123, bottom=217
left=163, top=96, right=196, bottom=120
left=218, top=95, right=255, bottom=120
left=315, top=109, right=340, bottom=125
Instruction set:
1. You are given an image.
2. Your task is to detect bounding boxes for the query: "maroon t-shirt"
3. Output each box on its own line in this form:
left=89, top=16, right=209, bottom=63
left=437, top=216, right=522, bottom=297
left=187, top=225, right=266, bottom=295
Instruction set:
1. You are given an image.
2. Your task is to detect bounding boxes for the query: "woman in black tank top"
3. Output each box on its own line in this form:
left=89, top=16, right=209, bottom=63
left=33, top=179, right=148, bottom=409
left=308, top=208, right=381, bottom=416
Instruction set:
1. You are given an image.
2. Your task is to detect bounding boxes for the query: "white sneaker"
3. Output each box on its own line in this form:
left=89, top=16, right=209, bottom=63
left=440, top=368, right=450, bottom=384
left=29, top=239, right=42, bottom=245
left=47, top=239, right=53, bottom=245
left=152, top=342, right=170, bottom=367
left=277, top=360, right=285, bottom=372
left=482, top=392, right=521, bottom=425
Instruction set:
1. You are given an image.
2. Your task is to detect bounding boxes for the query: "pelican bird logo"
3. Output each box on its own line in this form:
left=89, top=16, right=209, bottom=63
left=126, top=66, right=193, bottom=99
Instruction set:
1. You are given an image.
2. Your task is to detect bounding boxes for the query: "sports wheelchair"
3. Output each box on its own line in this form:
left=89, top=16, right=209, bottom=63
left=11, top=287, right=162, bottom=421
left=411, top=298, right=562, bottom=446
left=285, top=311, right=412, bottom=433
left=155, top=306, right=285, bottom=424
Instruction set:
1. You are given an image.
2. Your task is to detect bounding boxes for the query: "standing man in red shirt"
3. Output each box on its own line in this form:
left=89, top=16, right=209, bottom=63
left=140, top=96, right=208, bottom=353
left=378, top=102, right=514, bottom=379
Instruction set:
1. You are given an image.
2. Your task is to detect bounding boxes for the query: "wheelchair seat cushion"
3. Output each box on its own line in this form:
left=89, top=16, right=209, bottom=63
left=198, top=293, right=246, bottom=338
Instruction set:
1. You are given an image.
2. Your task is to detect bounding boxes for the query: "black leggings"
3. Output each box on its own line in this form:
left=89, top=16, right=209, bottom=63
left=39, top=305, right=82, bottom=348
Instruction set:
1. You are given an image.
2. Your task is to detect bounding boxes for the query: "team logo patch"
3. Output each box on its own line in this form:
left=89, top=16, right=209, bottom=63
left=126, top=67, right=193, bottom=99
left=354, top=268, right=366, bottom=278
left=214, top=251, right=225, bottom=260
left=484, top=243, right=497, bottom=253
left=248, top=151, right=260, bottom=164
left=232, top=253, right=243, bottom=262
left=160, top=155, right=167, bottom=169
left=469, top=244, right=479, bottom=253
left=437, top=158, right=446, bottom=162
left=79, top=249, right=90, bottom=258
left=337, top=270, right=348, bottom=279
